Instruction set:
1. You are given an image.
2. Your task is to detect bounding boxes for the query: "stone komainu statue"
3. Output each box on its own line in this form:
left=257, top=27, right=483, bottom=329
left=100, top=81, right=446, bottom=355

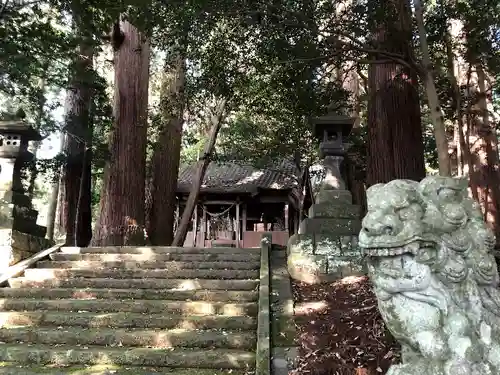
left=358, top=176, right=500, bottom=375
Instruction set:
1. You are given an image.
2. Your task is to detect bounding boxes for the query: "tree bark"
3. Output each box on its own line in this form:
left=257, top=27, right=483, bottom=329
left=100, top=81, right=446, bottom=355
left=467, top=63, right=500, bottom=241
left=366, top=0, right=426, bottom=186
left=46, top=136, right=65, bottom=241
left=92, top=20, right=150, bottom=246
left=27, top=68, right=47, bottom=199
left=413, top=0, right=451, bottom=176
left=443, top=21, right=472, bottom=177
left=74, top=145, right=92, bottom=245
left=147, top=55, right=185, bottom=245
left=61, top=9, right=94, bottom=247
left=46, top=176, right=59, bottom=241
left=171, top=98, right=228, bottom=247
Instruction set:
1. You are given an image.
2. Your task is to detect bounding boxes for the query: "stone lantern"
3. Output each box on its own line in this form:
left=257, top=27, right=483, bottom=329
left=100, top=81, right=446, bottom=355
left=0, top=118, right=49, bottom=269
left=312, top=113, right=354, bottom=200
left=286, top=113, right=365, bottom=284
left=0, top=119, right=42, bottom=195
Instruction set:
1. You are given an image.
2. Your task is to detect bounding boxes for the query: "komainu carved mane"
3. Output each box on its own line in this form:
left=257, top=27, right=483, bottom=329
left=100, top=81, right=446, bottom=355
left=359, top=176, right=500, bottom=375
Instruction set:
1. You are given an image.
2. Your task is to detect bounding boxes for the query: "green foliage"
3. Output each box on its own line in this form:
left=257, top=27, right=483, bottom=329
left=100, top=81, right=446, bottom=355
left=1, top=0, right=499, bottom=204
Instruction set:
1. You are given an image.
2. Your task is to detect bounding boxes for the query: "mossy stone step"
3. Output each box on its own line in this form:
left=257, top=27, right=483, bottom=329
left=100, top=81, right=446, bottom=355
left=0, top=344, right=256, bottom=369
left=37, top=261, right=260, bottom=270
left=0, top=311, right=257, bottom=330
left=50, top=253, right=260, bottom=262
left=0, top=327, right=257, bottom=350
left=9, top=278, right=259, bottom=291
left=0, top=298, right=258, bottom=316
left=0, top=364, right=252, bottom=375
left=0, top=288, right=259, bottom=302
left=25, top=268, right=259, bottom=280
left=61, top=246, right=260, bottom=255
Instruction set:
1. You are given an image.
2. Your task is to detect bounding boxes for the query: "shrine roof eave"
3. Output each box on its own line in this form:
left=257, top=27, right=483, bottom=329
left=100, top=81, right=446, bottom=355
left=176, top=186, right=295, bottom=196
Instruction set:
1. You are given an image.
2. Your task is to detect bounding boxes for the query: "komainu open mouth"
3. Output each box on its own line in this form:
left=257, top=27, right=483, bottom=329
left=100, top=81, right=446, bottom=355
left=361, top=240, right=435, bottom=257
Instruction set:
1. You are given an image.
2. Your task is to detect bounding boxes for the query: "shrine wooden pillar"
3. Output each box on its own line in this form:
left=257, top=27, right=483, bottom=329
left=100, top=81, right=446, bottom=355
left=235, top=201, right=241, bottom=248
left=242, top=203, right=247, bottom=231
left=193, top=206, right=198, bottom=247
left=175, top=202, right=180, bottom=228
left=294, top=210, right=299, bottom=234
left=201, top=205, right=207, bottom=248
left=284, top=203, right=289, bottom=232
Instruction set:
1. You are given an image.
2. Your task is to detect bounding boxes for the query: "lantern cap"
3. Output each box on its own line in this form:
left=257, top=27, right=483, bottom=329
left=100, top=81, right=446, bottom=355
left=0, top=120, right=43, bottom=141
left=312, top=113, right=355, bottom=140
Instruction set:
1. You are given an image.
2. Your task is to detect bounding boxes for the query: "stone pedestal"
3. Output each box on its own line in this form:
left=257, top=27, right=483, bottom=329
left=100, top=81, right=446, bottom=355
left=287, top=114, right=366, bottom=284
left=0, top=229, right=52, bottom=271
left=287, top=188, right=365, bottom=284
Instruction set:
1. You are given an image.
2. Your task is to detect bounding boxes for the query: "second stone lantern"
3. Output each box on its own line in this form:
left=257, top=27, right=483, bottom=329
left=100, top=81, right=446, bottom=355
left=0, top=117, right=51, bottom=271
left=287, top=113, right=365, bottom=284
left=312, top=113, right=353, bottom=199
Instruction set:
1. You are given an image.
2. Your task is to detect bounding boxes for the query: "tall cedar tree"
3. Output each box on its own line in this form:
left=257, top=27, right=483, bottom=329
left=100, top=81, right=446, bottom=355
left=60, top=7, right=93, bottom=246
left=92, top=20, right=150, bottom=246
left=366, top=0, right=426, bottom=185
left=467, top=63, right=500, bottom=241
left=148, top=54, right=185, bottom=245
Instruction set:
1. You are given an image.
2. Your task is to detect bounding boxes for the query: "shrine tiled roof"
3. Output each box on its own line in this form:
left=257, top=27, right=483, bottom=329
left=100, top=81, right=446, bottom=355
left=177, top=160, right=301, bottom=194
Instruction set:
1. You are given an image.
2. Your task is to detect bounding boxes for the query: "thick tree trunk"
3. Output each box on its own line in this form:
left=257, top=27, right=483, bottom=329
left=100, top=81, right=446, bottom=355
left=467, top=63, right=500, bottom=241
left=92, top=20, right=150, bottom=246
left=61, top=14, right=93, bottom=247
left=413, top=0, right=451, bottom=176
left=46, top=177, right=59, bottom=241
left=46, top=136, right=65, bottom=241
left=62, top=133, right=93, bottom=246
left=54, top=135, right=66, bottom=239
left=443, top=22, right=472, bottom=177
left=171, top=98, right=227, bottom=247
left=74, top=146, right=92, bottom=245
left=148, top=55, right=185, bottom=245
left=366, top=0, right=426, bottom=186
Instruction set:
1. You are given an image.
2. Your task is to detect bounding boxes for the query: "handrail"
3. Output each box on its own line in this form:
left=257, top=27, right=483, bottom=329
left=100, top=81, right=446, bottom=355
left=256, top=233, right=271, bottom=375
left=0, top=243, right=64, bottom=285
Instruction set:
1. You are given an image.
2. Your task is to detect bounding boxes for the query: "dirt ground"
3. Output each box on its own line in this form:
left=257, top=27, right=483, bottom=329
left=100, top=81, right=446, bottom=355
left=290, top=276, right=401, bottom=375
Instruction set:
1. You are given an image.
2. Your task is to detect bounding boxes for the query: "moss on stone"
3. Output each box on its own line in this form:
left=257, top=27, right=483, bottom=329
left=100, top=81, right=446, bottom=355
left=271, top=313, right=296, bottom=347
left=0, top=287, right=259, bottom=302
left=0, top=298, right=259, bottom=316
left=0, top=327, right=257, bottom=350
left=0, top=311, right=258, bottom=330
left=10, top=277, right=260, bottom=291
left=0, top=344, right=256, bottom=369
left=24, top=268, right=260, bottom=281
left=0, top=363, right=252, bottom=375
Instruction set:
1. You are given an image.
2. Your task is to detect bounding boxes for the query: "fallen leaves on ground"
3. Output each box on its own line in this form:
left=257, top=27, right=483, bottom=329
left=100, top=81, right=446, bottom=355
left=291, top=276, right=401, bottom=375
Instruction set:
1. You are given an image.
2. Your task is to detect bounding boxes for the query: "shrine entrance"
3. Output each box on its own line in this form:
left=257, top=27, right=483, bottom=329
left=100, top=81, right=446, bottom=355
left=176, top=160, right=313, bottom=248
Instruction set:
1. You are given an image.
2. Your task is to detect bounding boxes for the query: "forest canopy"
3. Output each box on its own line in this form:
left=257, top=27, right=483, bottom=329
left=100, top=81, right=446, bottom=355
left=0, top=0, right=499, bottom=246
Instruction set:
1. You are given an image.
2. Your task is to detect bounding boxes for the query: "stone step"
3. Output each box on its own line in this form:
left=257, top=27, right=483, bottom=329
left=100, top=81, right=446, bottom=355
left=50, top=253, right=260, bottom=262
left=37, top=260, right=260, bottom=270
left=61, top=246, right=260, bottom=255
left=0, top=327, right=256, bottom=350
left=308, top=203, right=361, bottom=219
left=0, top=288, right=259, bottom=302
left=0, top=299, right=258, bottom=315
left=26, top=268, right=259, bottom=280
left=9, top=278, right=259, bottom=291
left=0, top=364, right=251, bottom=375
left=298, top=217, right=361, bottom=236
left=0, top=311, right=257, bottom=330
left=0, top=344, right=256, bottom=369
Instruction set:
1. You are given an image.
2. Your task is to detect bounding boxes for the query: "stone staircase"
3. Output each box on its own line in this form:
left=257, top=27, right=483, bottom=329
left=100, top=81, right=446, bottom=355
left=0, top=246, right=263, bottom=374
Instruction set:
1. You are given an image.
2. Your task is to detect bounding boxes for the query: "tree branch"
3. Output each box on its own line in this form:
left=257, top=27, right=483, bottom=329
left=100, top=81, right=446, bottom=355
left=274, top=35, right=422, bottom=74
left=0, top=0, right=10, bottom=21
left=1, top=0, right=43, bottom=19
